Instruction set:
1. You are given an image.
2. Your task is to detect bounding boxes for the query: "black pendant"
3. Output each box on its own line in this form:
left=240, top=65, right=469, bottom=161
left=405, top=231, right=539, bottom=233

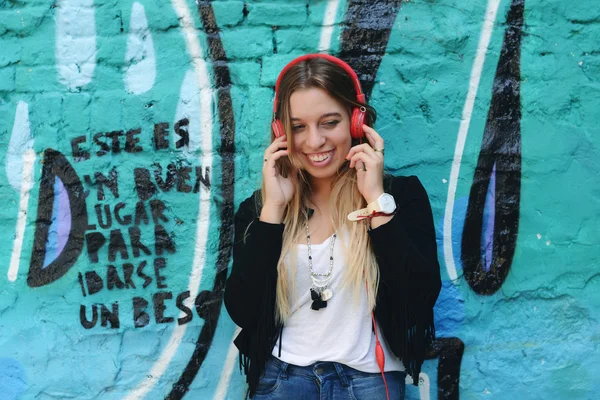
left=311, top=299, right=327, bottom=310
left=310, top=288, right=319, bottom=300
left=310, top=289, right=327, bottom=310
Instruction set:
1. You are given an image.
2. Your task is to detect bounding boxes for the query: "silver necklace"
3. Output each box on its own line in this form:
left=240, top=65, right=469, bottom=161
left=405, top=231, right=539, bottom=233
left=306, top=224, right=335, bottom=310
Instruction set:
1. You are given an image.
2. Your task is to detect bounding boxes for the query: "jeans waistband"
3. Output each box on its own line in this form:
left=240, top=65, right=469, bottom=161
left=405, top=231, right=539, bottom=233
left=267, top=356, right=391, bottom=386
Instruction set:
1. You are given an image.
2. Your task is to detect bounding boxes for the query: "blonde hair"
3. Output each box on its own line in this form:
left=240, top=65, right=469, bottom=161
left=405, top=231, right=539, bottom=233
left=262, top=57, right=380, bottom=324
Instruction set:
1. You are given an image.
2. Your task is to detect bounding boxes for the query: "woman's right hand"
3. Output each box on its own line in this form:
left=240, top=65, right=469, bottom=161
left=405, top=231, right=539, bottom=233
left=260, top=136, right=294, bottom=223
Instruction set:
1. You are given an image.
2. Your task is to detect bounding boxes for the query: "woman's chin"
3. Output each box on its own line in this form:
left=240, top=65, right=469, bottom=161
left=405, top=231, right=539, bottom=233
left=303, top=163, right=344, bottom=182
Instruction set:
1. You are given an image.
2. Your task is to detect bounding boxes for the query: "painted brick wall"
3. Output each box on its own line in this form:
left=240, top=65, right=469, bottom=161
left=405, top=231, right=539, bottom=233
left=0, top=0, right=598, bottom=399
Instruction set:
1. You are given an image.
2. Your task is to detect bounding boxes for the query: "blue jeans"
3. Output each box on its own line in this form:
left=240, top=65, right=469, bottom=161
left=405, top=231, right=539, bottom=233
left=252, top=356, right=406, bottom=399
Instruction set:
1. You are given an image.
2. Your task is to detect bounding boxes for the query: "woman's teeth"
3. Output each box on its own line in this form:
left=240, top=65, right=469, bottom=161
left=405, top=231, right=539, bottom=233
left=308, top=152, right=332, bottom=162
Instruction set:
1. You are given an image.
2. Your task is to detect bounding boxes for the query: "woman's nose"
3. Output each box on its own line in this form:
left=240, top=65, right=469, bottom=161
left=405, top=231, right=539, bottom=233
left=305, top=125, right=325, bottom=148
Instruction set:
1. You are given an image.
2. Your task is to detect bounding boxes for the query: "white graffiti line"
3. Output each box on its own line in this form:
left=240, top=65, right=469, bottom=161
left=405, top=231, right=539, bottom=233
left=7, top=101, right=34, bottom=282
left=123, top=0, right=213, bottom=398
left=318, top=0, right=341, bottom=52
left=443, top=0, right=501, bottom=282
left=174, top=69, right=204, bottom=154
left=55, top=0, right=97, bottom=90
left=124, top=2, right=156, bottom=95
left=405, top=372, right=431, bottom=400
left=418, top=372, right=431, bottom=400
left=6, top=101, right=33, bottom=191
left=213, top=327, right=242, bottom=400
left=8, top=149, right=35, bottom=282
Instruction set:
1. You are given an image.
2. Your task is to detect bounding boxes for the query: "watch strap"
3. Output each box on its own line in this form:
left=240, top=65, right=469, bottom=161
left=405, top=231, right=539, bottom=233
left=347, top=207, right=370, bottom=221
left=347, top=193, right=396, bottom=221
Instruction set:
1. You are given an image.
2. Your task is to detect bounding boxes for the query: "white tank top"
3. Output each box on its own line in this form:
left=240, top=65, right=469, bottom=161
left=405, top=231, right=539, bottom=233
left=272, top=230, right=405, bottom=373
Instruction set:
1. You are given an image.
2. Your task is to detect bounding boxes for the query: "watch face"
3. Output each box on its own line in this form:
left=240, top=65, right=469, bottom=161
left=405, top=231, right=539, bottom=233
left=380, top=194, right=396, bottom=213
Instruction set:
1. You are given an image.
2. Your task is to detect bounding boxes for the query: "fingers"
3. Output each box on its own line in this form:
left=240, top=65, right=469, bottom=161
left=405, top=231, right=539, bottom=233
left=348, top=150, right=381, bottom=171
left=264, top=136, right=287, bottom=157
left=263, top=149, right=289, bottom=177
left=263, top=136, right=287, bottom=162
left=362, top=124, right=384, bottom=152
left=346, top=143, right=379, bottom=166
left=267, top=149, right=289, bottom=163
left=355, top=160, right=366, bottom=172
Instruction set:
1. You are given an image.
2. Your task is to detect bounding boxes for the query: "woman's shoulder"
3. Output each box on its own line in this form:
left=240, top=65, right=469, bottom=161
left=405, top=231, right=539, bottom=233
left=384, top=174, right=426, bottom=195
left=236, top=189, right=263, bottom=221
left=383, top=174, right=431, bottom=210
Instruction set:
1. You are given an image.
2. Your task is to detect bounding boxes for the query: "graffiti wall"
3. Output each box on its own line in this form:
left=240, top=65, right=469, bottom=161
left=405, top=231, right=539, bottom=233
left=0, top=0, right=598, bottom=398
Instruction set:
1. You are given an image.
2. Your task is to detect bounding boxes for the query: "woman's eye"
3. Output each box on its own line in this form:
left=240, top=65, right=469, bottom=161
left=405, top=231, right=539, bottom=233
left=291, top=125, right=304, bottom=133
left=323, top=120, right=340, bottom=128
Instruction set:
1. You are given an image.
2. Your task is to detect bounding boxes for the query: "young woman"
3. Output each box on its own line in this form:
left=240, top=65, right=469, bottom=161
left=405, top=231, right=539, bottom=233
left=224, top=54, right=441, bottom=399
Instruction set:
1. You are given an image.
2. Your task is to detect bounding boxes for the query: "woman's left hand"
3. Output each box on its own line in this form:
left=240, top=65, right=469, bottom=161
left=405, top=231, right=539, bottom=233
left=346, top=124, right=385, bottom=204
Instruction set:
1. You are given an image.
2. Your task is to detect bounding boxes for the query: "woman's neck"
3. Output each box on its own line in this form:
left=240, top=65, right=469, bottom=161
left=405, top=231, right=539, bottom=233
left=308, top=177, right=333, bottom=210
left=305, top=179, right=334, bottom=244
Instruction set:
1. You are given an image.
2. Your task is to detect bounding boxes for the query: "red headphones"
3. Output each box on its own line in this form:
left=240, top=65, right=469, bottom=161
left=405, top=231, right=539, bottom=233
left=272, top=54, right=368, bottom=140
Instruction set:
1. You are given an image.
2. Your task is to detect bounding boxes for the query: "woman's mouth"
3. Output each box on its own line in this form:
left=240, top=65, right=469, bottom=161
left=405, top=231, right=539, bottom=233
left=305, top=150, right=334, bottom=167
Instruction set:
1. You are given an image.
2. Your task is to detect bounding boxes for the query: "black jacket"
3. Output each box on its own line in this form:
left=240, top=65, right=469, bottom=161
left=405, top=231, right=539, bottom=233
left=224, top=175, right=442, bottom=397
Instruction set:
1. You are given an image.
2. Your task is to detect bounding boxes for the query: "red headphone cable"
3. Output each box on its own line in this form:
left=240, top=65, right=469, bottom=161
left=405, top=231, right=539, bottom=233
left=372, top=311, right=390, bottom=400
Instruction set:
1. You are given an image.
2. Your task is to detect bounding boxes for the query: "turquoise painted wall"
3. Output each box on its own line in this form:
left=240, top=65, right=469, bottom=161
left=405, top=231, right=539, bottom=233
left=0, top=0, right=598, bottom=399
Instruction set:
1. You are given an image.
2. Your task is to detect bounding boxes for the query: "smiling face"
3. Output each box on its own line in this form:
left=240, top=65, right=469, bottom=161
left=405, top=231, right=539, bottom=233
left=289, top=87, right=352, bottom=184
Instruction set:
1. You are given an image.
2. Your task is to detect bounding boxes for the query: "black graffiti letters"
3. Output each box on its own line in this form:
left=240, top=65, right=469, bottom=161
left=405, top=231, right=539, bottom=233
left=85, top=224, right=174, bottom=262
left=81, top=289, right=214, bottom=329
left=174, top=118, right=190, bottom=148
left=131, top=290, right=214, bottom=328
left=77, top=258, right=168, bottom=297
left=71, top=135, right=90, bottom=162
left=70, top=119, right=191, bottom=163
left=84, top=169, right=119, bottom=201
left=80, top=303, right=120, bottom=329
left=154, top=257, right=168, bottom=288
left=89, top=199, right=168, bottom=231
left=134, top=163, right=211, bottom=201
left=133, top=297, right=151, bottom=328
left=85, top=199, right=174, bottom=263
left=153, top=292, right=174, bottom=323
left=176, top=291, right=193, bottom=325
left=77, top=256, right=194, bottom=329
left=28, top=149, right=88, bottom=288
left=153, top=123, right=169, bottom=150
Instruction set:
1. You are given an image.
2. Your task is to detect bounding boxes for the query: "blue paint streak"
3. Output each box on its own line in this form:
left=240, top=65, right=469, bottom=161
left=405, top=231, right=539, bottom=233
left=55, top=178, right=71, bottom=256
left=0, top=358, right=27, bottom=400
left=481, top=163, right=496, bottom=272
left=434, top=280, right=465, bottom=337
left=433, top=198, right=466, bottom=337
left=42, top=177, right=71, bottom=269
left=42, top=177, right=60, bottom=268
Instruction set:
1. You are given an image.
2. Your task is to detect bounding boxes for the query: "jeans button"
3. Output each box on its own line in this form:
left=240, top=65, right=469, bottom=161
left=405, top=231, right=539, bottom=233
left=315, top=367, right=323, bottom=374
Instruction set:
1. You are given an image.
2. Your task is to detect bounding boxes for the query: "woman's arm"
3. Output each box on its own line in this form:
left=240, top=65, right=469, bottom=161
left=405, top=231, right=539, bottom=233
left=368, top=175, right=442, bottom=309
left=224, top=193, right=283, bottom=329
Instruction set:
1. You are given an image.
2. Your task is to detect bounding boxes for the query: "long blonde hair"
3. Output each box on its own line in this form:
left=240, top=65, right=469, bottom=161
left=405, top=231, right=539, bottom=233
left=262, top=58, right=380, bottom=323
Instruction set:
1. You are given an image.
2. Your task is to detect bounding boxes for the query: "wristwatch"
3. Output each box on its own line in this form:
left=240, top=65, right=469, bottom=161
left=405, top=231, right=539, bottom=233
left=347, top=193, right=397, bottom=221
left=368, top=193, right=396, bottom=214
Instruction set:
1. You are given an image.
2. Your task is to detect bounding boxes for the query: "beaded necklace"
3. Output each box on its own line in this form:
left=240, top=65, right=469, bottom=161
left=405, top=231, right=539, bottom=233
left=305, top=223, right=336, bottom=311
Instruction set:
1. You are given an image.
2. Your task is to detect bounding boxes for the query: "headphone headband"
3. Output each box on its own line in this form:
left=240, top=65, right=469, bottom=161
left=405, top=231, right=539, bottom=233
left=272, top=54, right=366, bottom=115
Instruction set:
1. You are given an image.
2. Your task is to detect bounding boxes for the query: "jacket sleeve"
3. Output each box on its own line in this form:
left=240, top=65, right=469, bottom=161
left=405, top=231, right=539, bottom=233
left=224, top=193, right=284, bottom=329
left=368, top=175, right=442, bottom=311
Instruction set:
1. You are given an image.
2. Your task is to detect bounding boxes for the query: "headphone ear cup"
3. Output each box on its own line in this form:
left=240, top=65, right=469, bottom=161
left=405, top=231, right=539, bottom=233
left=272, top=119, right=285, bottom=139
left=350, top=107, right=366, bottom=139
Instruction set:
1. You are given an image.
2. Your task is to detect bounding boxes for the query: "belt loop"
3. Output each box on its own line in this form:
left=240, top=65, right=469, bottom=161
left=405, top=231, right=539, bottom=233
left=279, top=361, right=289, bottom=380
left=334, top=363, right=350, bottom=387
